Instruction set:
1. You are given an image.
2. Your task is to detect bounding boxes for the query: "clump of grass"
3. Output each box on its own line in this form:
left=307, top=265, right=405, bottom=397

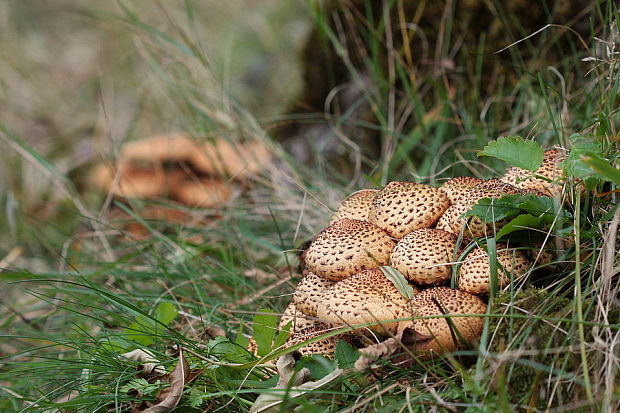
left=1, top=1, right=620, bottom=412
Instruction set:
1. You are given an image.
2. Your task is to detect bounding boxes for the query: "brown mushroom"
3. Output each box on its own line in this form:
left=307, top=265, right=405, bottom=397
left=396, top=287, right=486, bottom=355
left=390, top=229, right=459, bottom=285
left=368, top=181, right=450, bottom=239
left=458, top=245, right=531, bottom=295
left=330, top=189, right=379, bottom=224
left=170, top=177, right=232, bottom=207
left=315, top=268, right=417, bottom=334
left=440, top=176, right=483, bottom=204
left=279, top=302, right=320, bottom=334
left=303, top=218, right=396, bottom=281
left=292, top=271, right=336, bottom=317
left=285, top=324, right=343, bottom=357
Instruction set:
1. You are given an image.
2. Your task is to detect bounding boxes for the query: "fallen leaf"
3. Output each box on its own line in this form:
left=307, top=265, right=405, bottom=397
left=139, top=349, right=189, bottom=413
left=122, top=348, right=166, bottom=376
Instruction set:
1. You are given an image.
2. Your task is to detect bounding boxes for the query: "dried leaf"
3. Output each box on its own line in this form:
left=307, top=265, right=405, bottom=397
left=354, top=326, right=434, bottom=370
left=139, top=349, right=189, bottom=413
left=249, top=354, right=344, bottom=413
left=122, top=348, right=165, bottom=376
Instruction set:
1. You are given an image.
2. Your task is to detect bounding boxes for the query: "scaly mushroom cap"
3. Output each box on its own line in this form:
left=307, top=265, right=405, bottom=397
left=368, top=181, right=450, bottom=239
left=293, top=271, right=336, bottom=317
left=397, top=287, right=486, bottom=355
left=440, top=177, right=483, bottom=204
left=304, top=219, right=396, bottom=281
left=285, top=324, right=341, bottom=357
left=390, top=229, right=459, bottom=285
left=316, top=268, right=417, bottom=334
left=170, top=177, right=232, bottom=207
left=458, top=246, right=531, bottom=295
left=501, top=148, right=566, bottom=197
left=330, top=189, right=379, bottom=224
left=435, top=184, right=520, bottom=238
left=279, top=302, right=320, bottom=334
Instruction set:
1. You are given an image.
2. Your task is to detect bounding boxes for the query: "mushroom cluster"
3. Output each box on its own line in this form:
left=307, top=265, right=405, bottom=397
left=90, top=133, right=270, bottom=236
left=279, top=149, right=565, bottom=362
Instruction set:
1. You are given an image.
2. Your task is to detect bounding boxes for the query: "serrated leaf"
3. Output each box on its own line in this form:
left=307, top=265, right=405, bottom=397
left=335, top=340, right=360, bottom=369
left=464, top=194, right=558, bottom=223
left=478, top=136, right=544, bottom=171
left=252, top=309, right=278, bottom=357
left=380, top=266, right=415, bottom=300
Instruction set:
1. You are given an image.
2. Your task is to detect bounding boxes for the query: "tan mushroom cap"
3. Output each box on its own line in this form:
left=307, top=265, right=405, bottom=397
left=390, top=229, right=459, bottom=285
left=279, top=302, right=320, bottom=334
left=293, top=271, right=336, bottom=317
left=190, top=140, right=271, bottom=178
left=330, top=189, right=379, bottom=224
left=440, top=177, right=483, bottom=204
left=119, top=133, right=197, bottom=165
left=316, top=268, right=417, bottom=334
left=501, top=148, right=566, bottom=197
left=368, top=181, right=450, bottom=239
left=170, top=177, right=232, bottom=207
left=285, top=324, right=342, bottom=357
left=91, top=162, right=167, bottom=199
left=397, top=287, right=486, bottom=355
left=458, top=246, right=531, bottom=295
left=119, top=133, right=271, bottom=179
left=304, top=218, right=396, bottom=281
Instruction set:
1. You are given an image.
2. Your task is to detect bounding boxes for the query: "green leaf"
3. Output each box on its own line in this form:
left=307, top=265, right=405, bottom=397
left=380, top=266, right=415, bottom=300
left=272, top=321, right=291, bottom=350
left=496, top=214, right=547, bottom=239
left=464, top=194, right=560, bottom=223
left=154, top=302, right=178, bottom=327
left=335, top=340, right=360, bottom=369
left=252, top=309, right=278, bottom=357
left=478, top=136, right=544, bottom=171
left=581, top=155, right=620, bottom=185
left=207, top=336, right=254, bottom=363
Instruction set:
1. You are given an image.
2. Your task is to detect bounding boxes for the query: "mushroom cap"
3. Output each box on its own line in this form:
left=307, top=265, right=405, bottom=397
left=458, top=246, right=531, bottom=295
left=293, top=271, right=336, bottom=317
left=390, top=229, right=459, bottom=285
left=368, top=182, right=450, bottom=238
left=170, top=177, right=232, bottom=207
left=330, top=189, right=379, bottom=224
left=190, top=139, right=270, bottom=178
left=119, top=133, right=271, bottom=179
left=304, top=218, right=396, bottom=281
left=91, top=162, right=167, bottom=199
left=397, top=287, right=486, bottom=355
left=120, top=133, right=196, bottom=164
left=285, top=324, right=341, bottom=357
left=501, top=148, right=566, bottom=196
left=279, top=302, right=320, bottom=334
left=440, top=177, right=483, bottom=204
left=316, top=268, right=417, bottom=334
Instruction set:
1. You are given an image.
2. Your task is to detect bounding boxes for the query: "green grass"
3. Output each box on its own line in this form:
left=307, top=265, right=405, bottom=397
left=1, top=0, right=620, bottom=411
